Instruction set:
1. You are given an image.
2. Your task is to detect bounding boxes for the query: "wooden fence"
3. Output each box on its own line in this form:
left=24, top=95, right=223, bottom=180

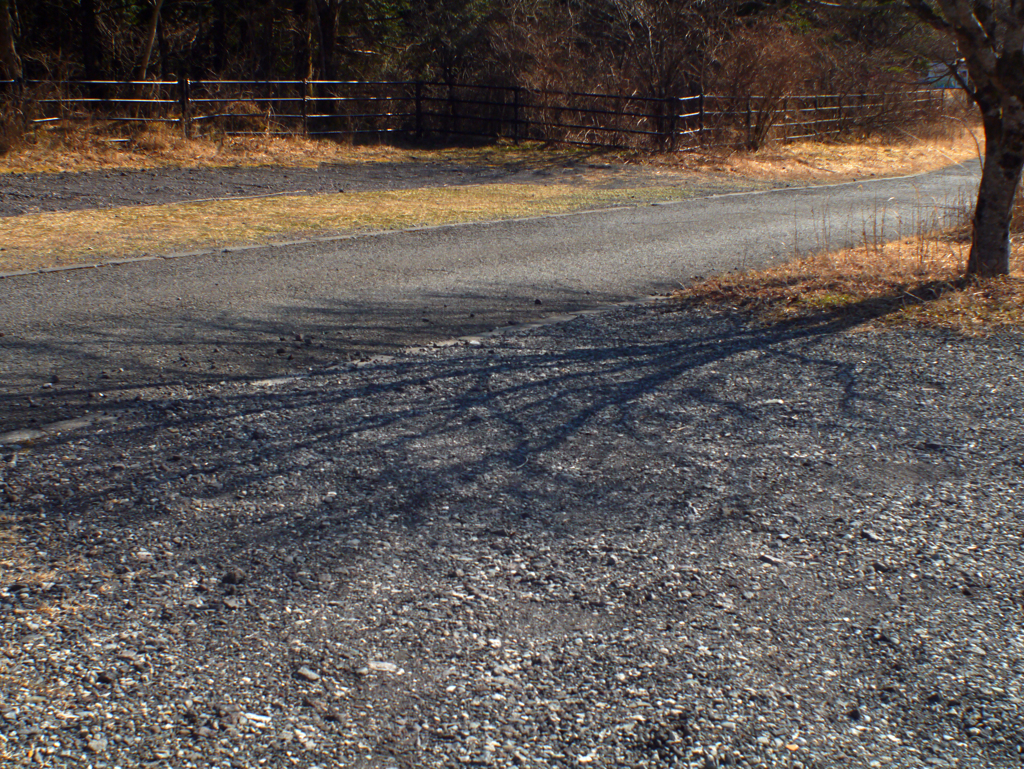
left=0, top=79, right=954, bottom=151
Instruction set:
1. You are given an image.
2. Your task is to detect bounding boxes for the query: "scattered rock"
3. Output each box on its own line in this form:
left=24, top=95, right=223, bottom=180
left=295, top=666, right=321, bottom=682
left=0, top=300, right=1019, bottom=769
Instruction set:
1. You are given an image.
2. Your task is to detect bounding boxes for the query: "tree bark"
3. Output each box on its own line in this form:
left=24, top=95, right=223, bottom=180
left=968, top=112, right=1024, bottom=276
left=292, top=0, right=314, bottom=81
left=213, top=0, right=227, bottom=74
left=0, top=0, right=22, bottom=81
left=313, top=0, right=338, bottom=80
left=133, top=0, right=165, bottom=100
left=905, top=0, right=1024, bottom=278
left=80, top=0, right=101, bottom=80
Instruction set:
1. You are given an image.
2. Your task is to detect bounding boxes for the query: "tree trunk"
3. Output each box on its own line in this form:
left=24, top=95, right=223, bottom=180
left=158, top=11, right=170, bottom=80
left=0, top=0, right=22, bottom=81
left=967, top=111, right=1024, bottom=277
left=133, top=0, right=165, bottom=100
left=213, top=0, right=227, bottom=74
left=313, top=0, right=338, bottom=80
left=292, top=0, right=314, bottom=81
left=80, top=0, right=101, bottom=80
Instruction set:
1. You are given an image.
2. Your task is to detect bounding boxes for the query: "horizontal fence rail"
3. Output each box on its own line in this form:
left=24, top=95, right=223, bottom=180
left=0, top=79, right=960, bottom=150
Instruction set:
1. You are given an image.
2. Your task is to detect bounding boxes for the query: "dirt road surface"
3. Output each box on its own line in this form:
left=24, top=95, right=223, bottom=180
left=0, top=160, right=978, bottom=434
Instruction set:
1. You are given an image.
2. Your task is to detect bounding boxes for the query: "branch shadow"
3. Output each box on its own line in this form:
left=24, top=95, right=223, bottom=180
left=0, top=287, right=632, bottom=432
left=3, top=290, right=944, bottom=583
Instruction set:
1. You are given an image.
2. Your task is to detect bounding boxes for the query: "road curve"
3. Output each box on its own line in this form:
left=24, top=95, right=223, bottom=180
left=0, top=161, right=980, bottom=433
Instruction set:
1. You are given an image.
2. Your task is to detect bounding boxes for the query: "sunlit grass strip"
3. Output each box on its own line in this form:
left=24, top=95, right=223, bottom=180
left=0, top=183, right=690, bottom=273
left=0, top=120, right=980, bottom=178
left=0, top=121, right=627, bottom=175
left=674, top=232, right=1024, bottom=335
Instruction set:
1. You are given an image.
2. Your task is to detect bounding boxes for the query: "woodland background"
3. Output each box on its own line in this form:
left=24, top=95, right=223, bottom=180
left=0, top=0, right=949, bottom=101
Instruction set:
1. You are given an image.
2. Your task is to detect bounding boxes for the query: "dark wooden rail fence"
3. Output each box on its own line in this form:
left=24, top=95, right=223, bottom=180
left=0, top=79, right=953, bottom=151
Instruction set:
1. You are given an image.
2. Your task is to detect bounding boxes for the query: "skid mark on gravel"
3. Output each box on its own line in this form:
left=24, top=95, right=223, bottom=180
left=0, top=183, right=695, bottom=273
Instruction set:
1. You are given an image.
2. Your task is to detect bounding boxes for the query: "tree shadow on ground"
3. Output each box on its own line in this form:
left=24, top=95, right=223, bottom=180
left=3, top=283, right=964, bottom=581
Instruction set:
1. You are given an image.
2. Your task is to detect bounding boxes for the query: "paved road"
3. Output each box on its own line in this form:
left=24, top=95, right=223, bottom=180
left=0, top=161, right=979, bottom=433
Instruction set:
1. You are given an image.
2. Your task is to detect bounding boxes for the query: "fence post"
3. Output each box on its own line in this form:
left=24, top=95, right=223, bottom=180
left=670, top=97, right=681, bottom=150
left=745, top=97, right=752, bottom=148
left=837, top=94, right=843, bottom=134
left=178, top=75, right=191, bottom=138
left=448, top=83, right=458, bottom=138
left=698, top=92, right=705, bottom=144
left=415, top=81, right=423, bottom=140
left=301, top=79, right=308, bottom=136
left=657, top=97, right=668, bottom=150
left=513, top=87, right=521, bottom=143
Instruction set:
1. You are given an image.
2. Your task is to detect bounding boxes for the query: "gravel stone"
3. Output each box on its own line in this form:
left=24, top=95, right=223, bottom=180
left=295, top=667, right=321, bottom=682
left=0, top=303, right=1022, bottom=767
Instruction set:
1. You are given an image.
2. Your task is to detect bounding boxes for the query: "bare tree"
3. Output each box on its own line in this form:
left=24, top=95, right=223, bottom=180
left=133, top=0, right=165, bottom=100
left=0, top=0, right=21, bottom=80
left=712, top=23, right=832, bottom=149
left=312, top=0, right=339, bottom=80
left=907, top=0, right=1024, bottom=276
left=80, top=0, right=102, bottom=80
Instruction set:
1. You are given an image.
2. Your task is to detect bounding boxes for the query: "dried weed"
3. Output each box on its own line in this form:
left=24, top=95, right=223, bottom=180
left=0, top=184, right=684, bottom=273
left=0, top=119, right=981, bottom=185
left=675, top=222, right=1024, bottom=335
left=652, top=121, right=981, bottom=184
left=0, top=121, right=619, bottom=174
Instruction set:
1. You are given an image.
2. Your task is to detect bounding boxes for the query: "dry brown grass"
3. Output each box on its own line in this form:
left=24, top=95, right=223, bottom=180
left=0, top=118, right=986, bottom=275
left=650, top=121, right=982, bottom=184
left=0, top=118, right=981, bottom=183
left=665, top=119, right=1024, bottom=336
left=0, top=183, right=688, bottom=273
left=0, top=121, right=624, bottom=174
left=675, top=210, right=1024, bottom=335
left=4, top=117, right=1005, bottom=332
left=0, top=122, right=412, bottom=173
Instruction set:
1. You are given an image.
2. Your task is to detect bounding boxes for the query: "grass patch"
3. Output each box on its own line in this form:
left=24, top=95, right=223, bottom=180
left=646, top=121, right=982, bottom=183
left=670, top=119, right=1024, bottom=336
left=0, top=119, right=980, bottom=185
left=0, top=122, right=629, bottom=174
left=0, top=183, right=692, bottom=273
left=674, top=217, right=1024, bottom=335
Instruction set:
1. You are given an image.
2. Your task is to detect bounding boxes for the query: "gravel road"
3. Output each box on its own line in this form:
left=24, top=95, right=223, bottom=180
left=3, top=159, right=1020, bottom=768
left=0, top=160, right=754, bottom=217
left=1, top=303, right=1022, bottom=769
left=0, top=161, right=980, bottom=434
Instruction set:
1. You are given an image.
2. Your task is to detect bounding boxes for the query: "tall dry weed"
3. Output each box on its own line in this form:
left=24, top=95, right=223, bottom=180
left=676, top=184, right=1023, bottom=334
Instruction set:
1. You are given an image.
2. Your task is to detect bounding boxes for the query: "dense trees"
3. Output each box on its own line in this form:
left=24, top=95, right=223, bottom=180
left=1, top=2, right=1013, bottom=277
left=0, top=0, right=920, bottom=96
left=0, top=0, right=21, bottom=80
